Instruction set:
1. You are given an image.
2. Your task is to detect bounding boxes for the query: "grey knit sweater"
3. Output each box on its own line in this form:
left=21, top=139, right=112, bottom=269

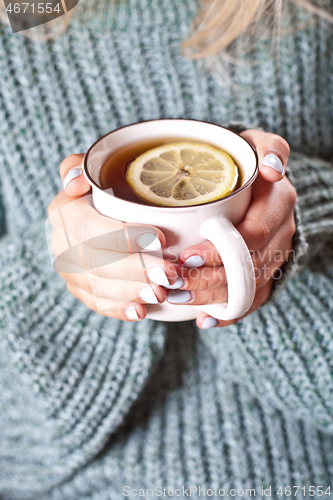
left=1, top=0, right=333, bottom=498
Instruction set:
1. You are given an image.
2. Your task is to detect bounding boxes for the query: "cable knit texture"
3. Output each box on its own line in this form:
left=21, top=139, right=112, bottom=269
left=1, top=0, right=333, bottom=498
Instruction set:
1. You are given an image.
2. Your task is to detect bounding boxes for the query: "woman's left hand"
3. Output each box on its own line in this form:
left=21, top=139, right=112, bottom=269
left=165, top=129, right=297, bottom=329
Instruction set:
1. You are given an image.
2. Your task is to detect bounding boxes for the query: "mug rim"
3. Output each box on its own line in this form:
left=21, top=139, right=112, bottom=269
left=83, top=118, right=259, bottom=211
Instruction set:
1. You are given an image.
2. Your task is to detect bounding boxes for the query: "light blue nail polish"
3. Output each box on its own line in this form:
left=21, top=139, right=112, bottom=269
left=262, top=154, right=283, bottom=174
left=201, top=316, right=219, bottom=329
left=63, top=167, right=82, bottom=189
left=147, top=266, right=170, bottom=286
left=167, top=290, right=191, bottom=304
left=184, top=255, right=205, bottom=268
left=126, top=306, right=139, bottom=320
left=138, top=233, right=162, bottom=251
left=164, top=276, right=184, bottom=289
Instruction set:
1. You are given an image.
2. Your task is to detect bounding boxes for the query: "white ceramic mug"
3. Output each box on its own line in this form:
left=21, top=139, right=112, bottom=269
left=83, top=119, right=259, bottom=322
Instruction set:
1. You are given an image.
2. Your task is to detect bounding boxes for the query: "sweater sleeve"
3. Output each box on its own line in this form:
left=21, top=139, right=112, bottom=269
left=200, top=150, right=333, bottom=433
left=0, top=216, right=167, bottom=497
left=272, top=151, right=333, bottom=293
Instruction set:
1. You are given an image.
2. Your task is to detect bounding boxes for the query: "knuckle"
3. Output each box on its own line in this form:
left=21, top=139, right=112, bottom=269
left=75, top=215, right=92, bottom=243
left=212, top=267, right=226, bottom=288
left=125, top=264, right=138, bottom=282
left=203, top=277, right=211, bottom=290
left=200, top=289, right=219, bottom=305
left=117, top=253, right=142, bottom=282
left=193, top=269, right=211, bottom=290
left=256, top=221, right=271, bottom=249
left=289, top=215, right=297, bottom=237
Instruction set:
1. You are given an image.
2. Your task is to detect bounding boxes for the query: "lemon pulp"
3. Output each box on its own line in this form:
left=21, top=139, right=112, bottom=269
left=126, top=142, right=239, bottom=207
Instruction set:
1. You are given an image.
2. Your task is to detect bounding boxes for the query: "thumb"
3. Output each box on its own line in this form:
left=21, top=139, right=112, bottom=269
left=240, top=129, right=290, bottom=182
left=60, top=154, right=91, bottom=197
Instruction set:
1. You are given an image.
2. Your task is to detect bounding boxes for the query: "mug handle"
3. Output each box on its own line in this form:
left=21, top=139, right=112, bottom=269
left=198, top=217, right=256, bottom=321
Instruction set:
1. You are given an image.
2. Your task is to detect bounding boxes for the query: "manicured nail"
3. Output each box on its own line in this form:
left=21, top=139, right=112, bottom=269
left=126, top=306, right=139, bottom=320
left=147, top=266, right=170, bottom=286
left=262, top=154, right=283, bottom=174
left=167, top=290, right=191, bottom=304
left=164, top=276, right=184, bottom=289
left=183, top=255, right=205, bottom=268
left=138, top=233, right=162, bottom=251
left=63, top=167, right=82, bottom=189
left=201, top=316, right=219, bottom=329
left=139, top=287, right=159, bottom=304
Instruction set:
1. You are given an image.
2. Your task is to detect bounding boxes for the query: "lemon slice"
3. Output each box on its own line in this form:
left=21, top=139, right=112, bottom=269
left=126, top=142, right=239, bottom=207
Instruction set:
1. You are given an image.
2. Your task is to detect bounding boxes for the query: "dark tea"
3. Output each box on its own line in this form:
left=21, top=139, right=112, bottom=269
left=99, top=137, right=242, bottom=206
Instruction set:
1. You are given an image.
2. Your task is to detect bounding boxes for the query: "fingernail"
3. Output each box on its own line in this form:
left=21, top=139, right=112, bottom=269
left=183, top=255, right=205, bottom=268
left=262, top=154, right=283, bottom=174
left=139, top=287, right=159, bottom=304
left=147, top=266, right=170, bottom=286
left=126, top=306, right=139, bottom=320
left=167, top=290, right=191, bottom=304
left=63, top=167, right=82, bottom=189
left=201, top=316, right=219, bottom=329
left=138, top=233, right=162, bottom=251
left=164, top=276, right=184, bottom=289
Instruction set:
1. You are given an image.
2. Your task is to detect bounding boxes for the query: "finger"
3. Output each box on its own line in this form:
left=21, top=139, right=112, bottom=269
left=251, top=213, right=295, bottom=289
left=166, top=285, right=227, bottom=306
left=180, top=240, right=221, bottom=268
left=237, top=176, right=296, bottom=251
left=180, top=176, right=296, bottom=265
left=240, top=129, right=290, bottom=182
left=62, top=272, right=167, bottom=304
left=66, top=282, right=146, bottom=321
left=48, top=191, right=166, bottom=252
left=196, top=278, right=274, bottom=329
left=177, top=211, right=295, bottom=292
left=52, top=235, right=179, bottom=286
left=180, top=179, right=279, bottom=264
left=59, top=154, right=91, bottom=197
left=173, top=263, right=226, bottom=290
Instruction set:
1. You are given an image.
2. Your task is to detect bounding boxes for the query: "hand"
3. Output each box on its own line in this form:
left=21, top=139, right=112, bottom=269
left=47, top=154, right=179, bottom=322
left=165, top=129, right=297, bottom=329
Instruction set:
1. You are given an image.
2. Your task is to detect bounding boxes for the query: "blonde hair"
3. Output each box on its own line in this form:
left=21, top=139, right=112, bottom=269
left=181, top=0, right=333, bottom=59
left=0, top=0, right=332, bottom=55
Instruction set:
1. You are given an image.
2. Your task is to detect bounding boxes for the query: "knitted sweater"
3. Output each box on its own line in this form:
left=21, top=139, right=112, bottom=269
left=1, top=0, right=333, bottom=498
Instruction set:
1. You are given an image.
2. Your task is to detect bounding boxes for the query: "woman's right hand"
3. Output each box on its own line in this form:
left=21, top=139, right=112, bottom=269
left=47, top=154, right=180, bottom=321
